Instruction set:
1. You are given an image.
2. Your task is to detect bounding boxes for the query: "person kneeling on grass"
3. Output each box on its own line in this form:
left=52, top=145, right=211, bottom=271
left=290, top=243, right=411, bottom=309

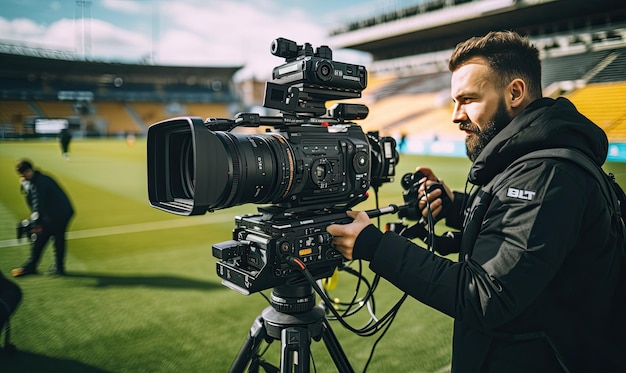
left=12, top=159, right=74, bottom=277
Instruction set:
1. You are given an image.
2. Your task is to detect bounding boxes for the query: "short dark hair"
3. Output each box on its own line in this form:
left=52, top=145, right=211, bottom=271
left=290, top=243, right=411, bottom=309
left=16, top=159, right=33, bottom=173
left=448, top=30, right=543, bottom=99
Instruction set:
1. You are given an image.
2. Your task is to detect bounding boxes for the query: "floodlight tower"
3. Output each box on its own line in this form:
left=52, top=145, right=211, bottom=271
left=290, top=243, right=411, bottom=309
left=75, top=0, right=92, bottom=59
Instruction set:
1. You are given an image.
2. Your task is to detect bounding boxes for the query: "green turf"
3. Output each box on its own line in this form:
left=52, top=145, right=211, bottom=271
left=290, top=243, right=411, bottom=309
left=1, top=138, right=624, bottom=372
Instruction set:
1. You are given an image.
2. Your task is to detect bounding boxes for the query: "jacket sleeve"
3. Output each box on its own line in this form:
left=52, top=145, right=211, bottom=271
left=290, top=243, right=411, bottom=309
left=444, top=191, right=467, bottom=230
left=364, top=160, right=589, bottom=329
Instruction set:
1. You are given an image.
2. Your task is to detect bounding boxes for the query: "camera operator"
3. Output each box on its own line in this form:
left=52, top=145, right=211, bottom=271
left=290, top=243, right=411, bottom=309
left=327, top=31, right=625, bottom=372
left=11, top=160, right=74, bottom=277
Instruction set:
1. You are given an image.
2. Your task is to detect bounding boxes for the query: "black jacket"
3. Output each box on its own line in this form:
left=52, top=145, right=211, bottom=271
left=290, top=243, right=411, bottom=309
left=25, top=170, right=74, bottom=229
left=354, top=98, right=625, bottom=372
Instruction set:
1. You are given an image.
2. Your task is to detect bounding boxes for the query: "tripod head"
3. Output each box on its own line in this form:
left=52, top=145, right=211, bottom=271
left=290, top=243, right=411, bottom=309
left=270, top=284, right=317, bottom=314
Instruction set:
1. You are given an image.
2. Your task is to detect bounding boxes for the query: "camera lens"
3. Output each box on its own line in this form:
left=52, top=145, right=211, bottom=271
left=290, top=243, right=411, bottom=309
left=178, top=135, right=195, bottom=198
left=148, top=117, right=296, bottom=215
left=211, top=132, right=295, bottom=208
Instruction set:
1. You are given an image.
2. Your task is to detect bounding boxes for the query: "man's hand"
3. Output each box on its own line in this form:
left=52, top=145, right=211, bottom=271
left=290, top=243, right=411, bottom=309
left=415, top=167, right=454, bottom=219
left=326, top=211, right=371, bottom=260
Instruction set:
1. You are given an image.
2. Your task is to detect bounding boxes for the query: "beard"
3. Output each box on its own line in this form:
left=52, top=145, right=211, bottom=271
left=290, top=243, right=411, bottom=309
left=464, top=98, right=511, bottom=162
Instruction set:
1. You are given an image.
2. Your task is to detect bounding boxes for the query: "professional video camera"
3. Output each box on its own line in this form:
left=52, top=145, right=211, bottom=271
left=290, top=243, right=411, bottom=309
left=16, top=218, right=36, bottom=241
left=147, top=38, right=399, bottom=296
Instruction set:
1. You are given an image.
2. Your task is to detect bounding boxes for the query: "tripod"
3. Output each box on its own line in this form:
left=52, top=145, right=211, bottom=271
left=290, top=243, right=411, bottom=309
left=229, top=284, right=354, bottom=373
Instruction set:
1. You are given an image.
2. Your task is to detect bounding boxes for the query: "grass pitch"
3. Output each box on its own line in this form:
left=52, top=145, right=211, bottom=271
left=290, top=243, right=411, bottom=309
left=1, top=138, right=624, bottom=372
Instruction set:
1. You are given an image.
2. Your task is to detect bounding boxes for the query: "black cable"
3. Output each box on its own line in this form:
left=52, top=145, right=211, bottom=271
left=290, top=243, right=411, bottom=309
left=336, top=262, right=367, bottom=317
left=289, top=257, right=406, bottom=339
left=423, top=189, right=437, bottom=253
left=362, top=293, right=407, bottom=371
left=258, top=291, right=274, bottom=308
left=327, top=263, right=375, bottom=317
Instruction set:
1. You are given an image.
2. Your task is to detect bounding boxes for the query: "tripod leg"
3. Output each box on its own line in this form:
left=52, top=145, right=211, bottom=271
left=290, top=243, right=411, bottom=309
left=230, top=316, right=270, bottom=373
left=320, top=318, right=354, bottom=373
left=280, top=327, right=311, bottom=373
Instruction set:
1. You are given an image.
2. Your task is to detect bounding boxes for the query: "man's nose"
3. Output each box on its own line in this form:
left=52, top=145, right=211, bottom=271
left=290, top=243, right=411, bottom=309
left=452, top=102, right=466, bottom=123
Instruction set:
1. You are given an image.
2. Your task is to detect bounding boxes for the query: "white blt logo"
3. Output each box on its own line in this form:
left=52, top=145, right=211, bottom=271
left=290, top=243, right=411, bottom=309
left=507, top=187, right=536, bottom=201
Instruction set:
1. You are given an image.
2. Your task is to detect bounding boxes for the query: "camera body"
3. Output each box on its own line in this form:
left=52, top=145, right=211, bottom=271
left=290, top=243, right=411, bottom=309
left=213, top=211, right=351, bottom=295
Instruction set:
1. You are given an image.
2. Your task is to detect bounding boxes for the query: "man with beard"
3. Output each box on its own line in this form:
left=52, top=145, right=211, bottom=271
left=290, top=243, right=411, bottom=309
left=327, top=31, right=625, bottom=372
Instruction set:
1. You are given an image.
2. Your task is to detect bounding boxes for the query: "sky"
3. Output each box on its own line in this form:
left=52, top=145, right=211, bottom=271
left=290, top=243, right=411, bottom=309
left=0, top=0, right=424, bottom=80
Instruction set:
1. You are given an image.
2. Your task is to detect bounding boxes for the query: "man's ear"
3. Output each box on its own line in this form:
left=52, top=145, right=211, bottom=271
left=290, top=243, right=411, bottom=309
left=507, top=78, right=526, bottom=109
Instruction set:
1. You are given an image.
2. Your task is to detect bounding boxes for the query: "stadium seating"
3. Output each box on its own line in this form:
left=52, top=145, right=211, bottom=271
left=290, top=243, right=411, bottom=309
left=37, top=100, right=75, bottom=118
left=355, top=93, right=432, bottom=133
left=567, top=82, right=626, bottom=141
left=392, top=105, right=461, bottom=141
left=0, top=101, right=35, bottom=131
left=182, top=102, right=231, bottom=118
left=130, top=102, right=171, bottom=126
left=589, top=48, right=626, bottom=84
left=91, top=102, right=142, bottom=135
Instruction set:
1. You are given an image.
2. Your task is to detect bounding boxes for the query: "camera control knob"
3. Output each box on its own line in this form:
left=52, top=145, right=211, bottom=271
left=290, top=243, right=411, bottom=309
left=352, top=150, right=369, bottom=174
left=317, top=233, right=331, bottom=244
left=314, top=60, right=333, bottom=82
left=279, top=241, right=291, bottom=254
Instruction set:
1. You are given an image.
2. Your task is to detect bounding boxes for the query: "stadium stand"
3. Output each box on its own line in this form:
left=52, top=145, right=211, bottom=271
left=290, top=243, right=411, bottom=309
left=0, top=100, right=35, bottom=133
left=129, top=102, right=231, bottom=127
left=179, top=102, right=231, bottom=119
left=130, top=102, right=171, bottom=126
left=567, top=82, right=626, bottom=141
left=37, top=101, right=76, bottom=118
left=90, top=102, right=142, bottom=135
left=392, top=105, right=459, bottom=140
left=0, top=44, right=241, bottom=137
left=356, top=92, right=449, bottom=134
left=589, top=48, right=626, bottom=84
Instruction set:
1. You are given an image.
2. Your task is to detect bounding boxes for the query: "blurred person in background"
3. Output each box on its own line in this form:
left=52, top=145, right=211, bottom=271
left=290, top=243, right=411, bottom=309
left=59, top=128, right=72, bottom=160
left=12, top=159, right=74, bottom=277
left=327, top=31, right=625, bottom=372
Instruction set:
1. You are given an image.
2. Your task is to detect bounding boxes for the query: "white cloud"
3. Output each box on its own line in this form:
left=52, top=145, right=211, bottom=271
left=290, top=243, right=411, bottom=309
left=0, top=16, right=151, bottom=57
left=43, top=19, right=76, bottom=49
left=88, top=18, right=152, bottom=58
left=153, top=1, right=330, bottom=79
left=0, top=17, right=46, bottom=39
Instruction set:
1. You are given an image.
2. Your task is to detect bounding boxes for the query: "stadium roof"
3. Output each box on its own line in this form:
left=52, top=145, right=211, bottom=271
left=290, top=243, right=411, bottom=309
left=329, top=0, right=626, bottom=61
left=0, top=46, right=242, bottom=85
